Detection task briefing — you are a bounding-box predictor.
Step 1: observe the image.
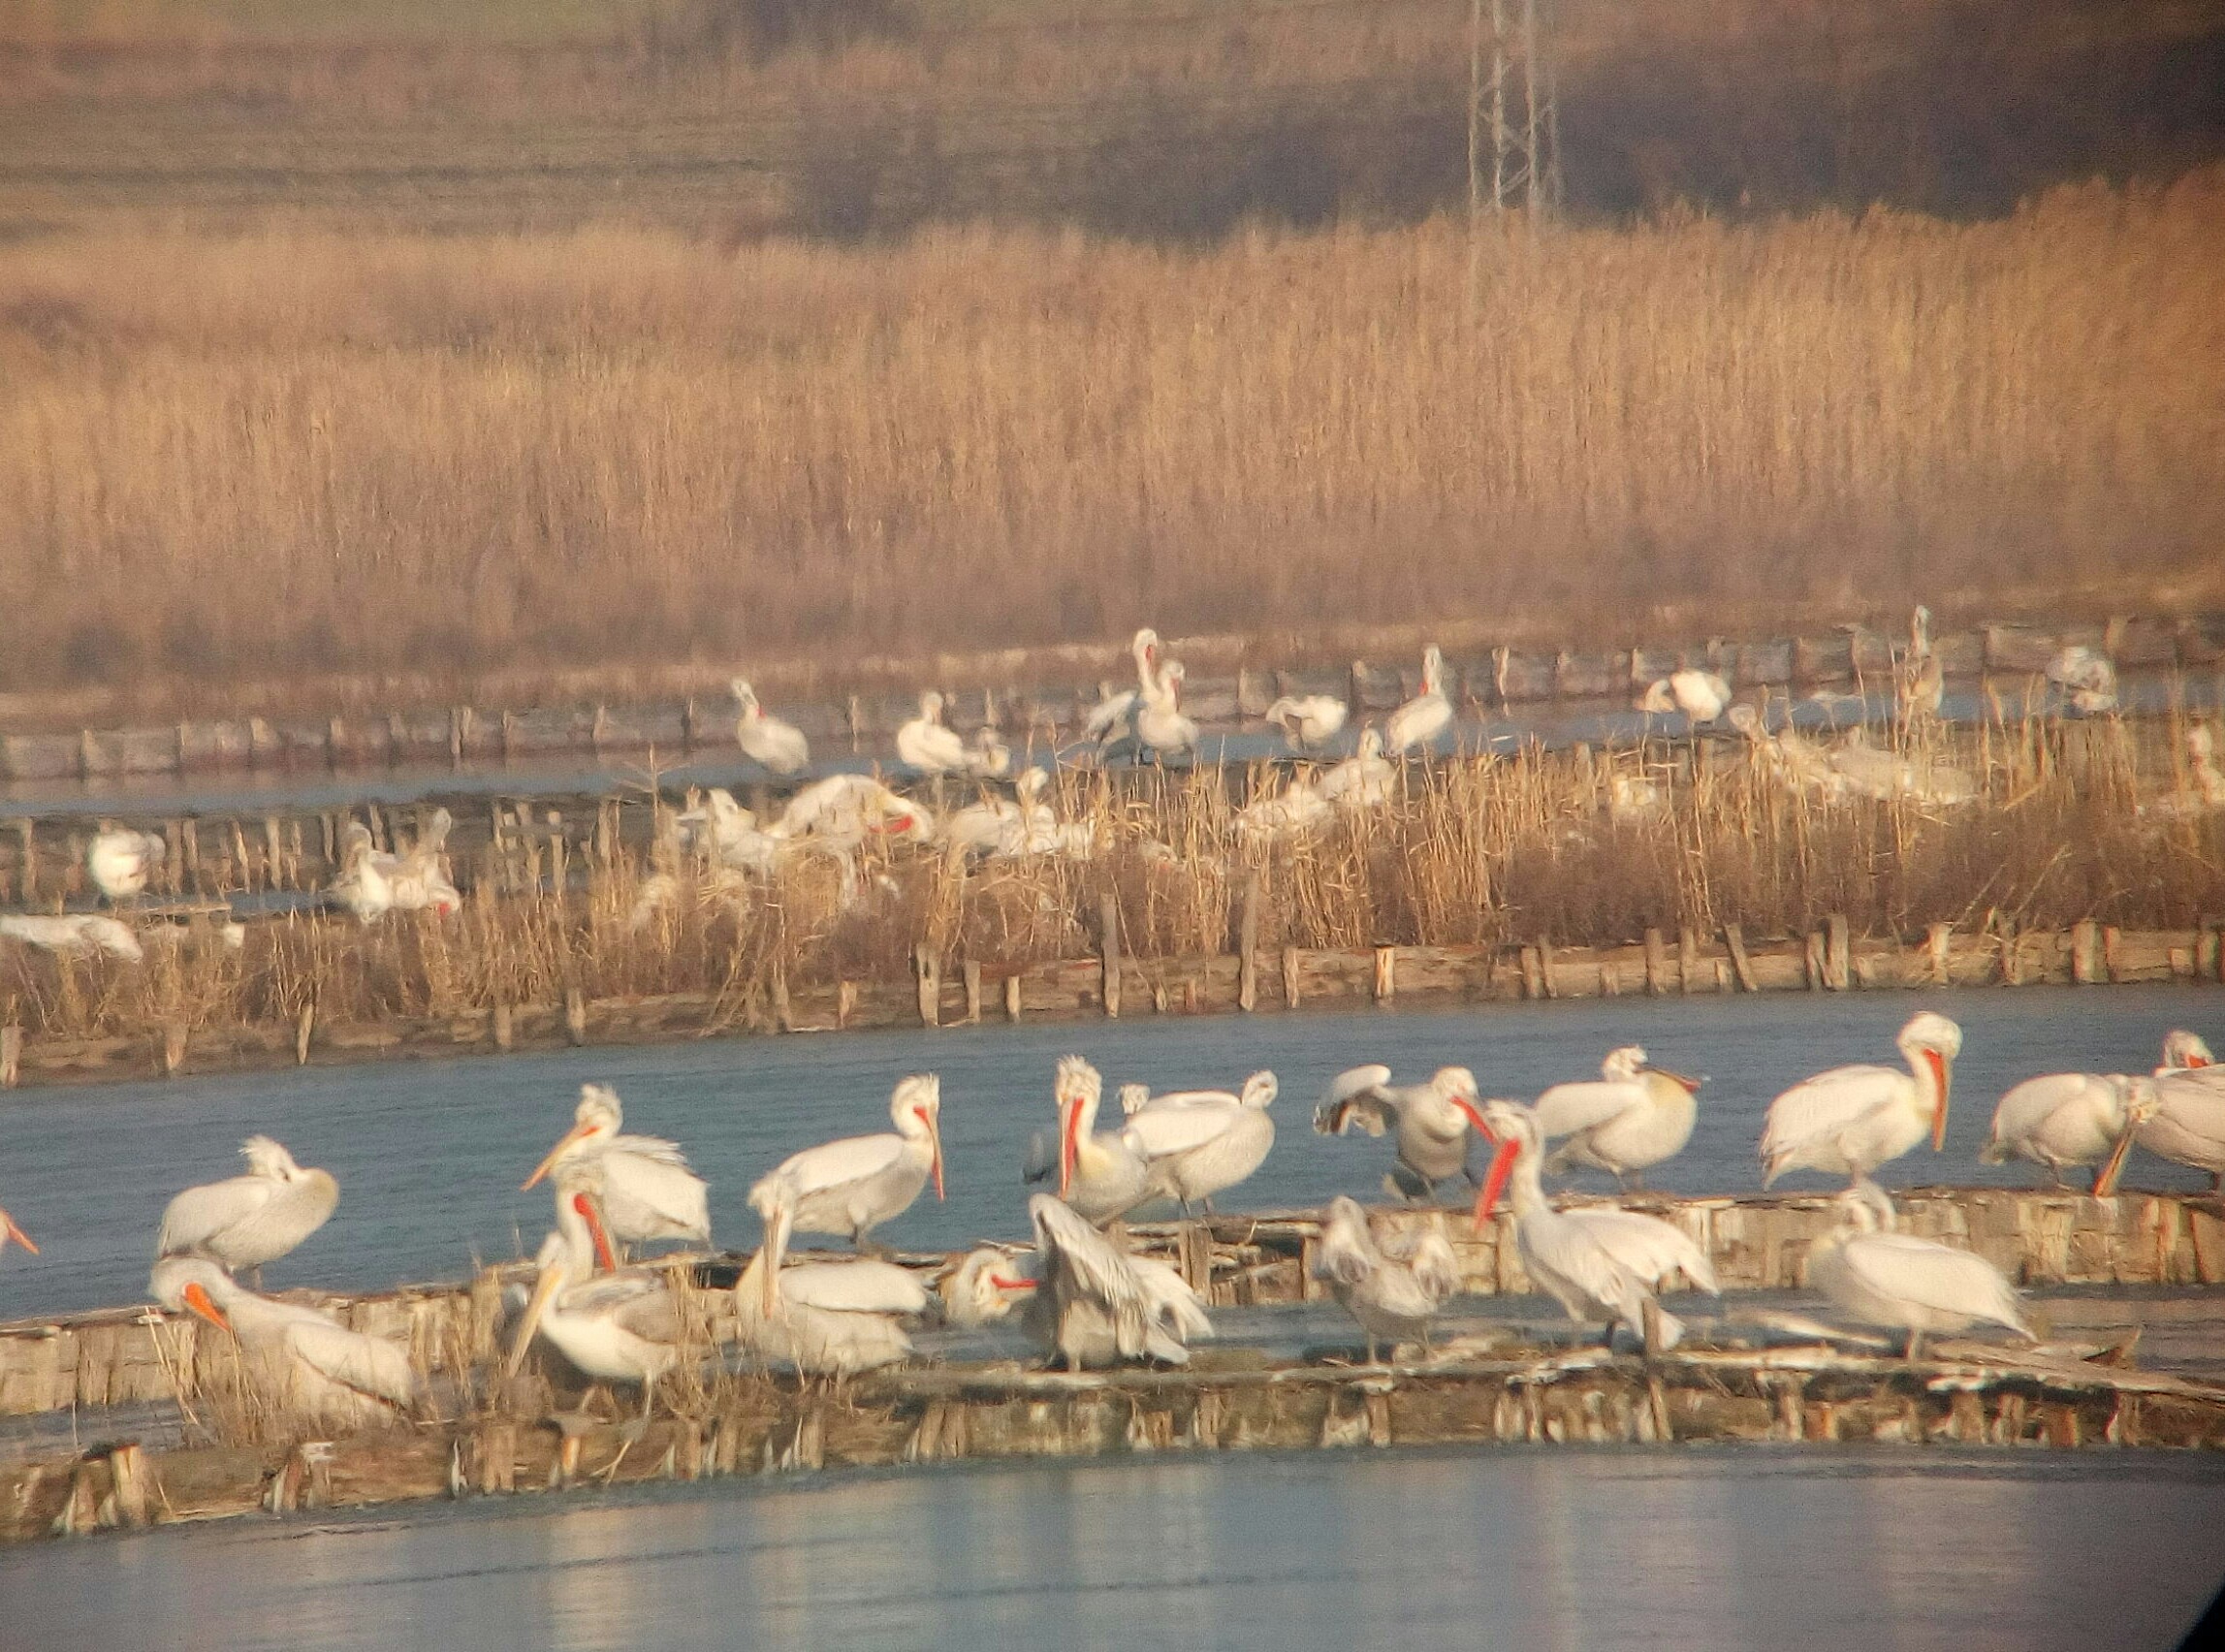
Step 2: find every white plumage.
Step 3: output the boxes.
[897,690,969,776]
[522,1084,712,1252]
[1135,660,1198,760]
[730,679,811,775]
[1263,693,1349,749]
[0,911,144,962]
[2138,1062,2225,1190]
[505,1166,683,1398]
[1982,1071,2159,1193]
[87,826,165,901]
[1803,1183,2032,1358]
[1020,1193,1213,1369]
[1534,1044,1701,1190]
[1760,1011,1961,1188]
[1313,1064,1484,1201]
[1383,646,1451,754]
[1122,1070,1276,1214]
[156,1135,339,1278]
[734,1251,928,1376]
[1637,668,1732,724]
[1312,1195,1462,1363]
[1031,1055,1153,1225]
[1318,726,1394,810]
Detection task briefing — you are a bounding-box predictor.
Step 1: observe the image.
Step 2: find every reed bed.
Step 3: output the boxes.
[6,713,2220,1048]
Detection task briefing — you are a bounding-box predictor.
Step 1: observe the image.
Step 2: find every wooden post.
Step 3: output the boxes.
[163,819,183,895]
[1825,915,1851,990]
[771,967,793,1032]
[1599,960,1619,997]
[564,987,588,1046]
[0,1024,19,1089]
[160,1024,186,1076]
[1373,945,1396,1003]
[181,818,200,883]
[13,819,33,901]
[964,960,983,1025]
[1678,927,1700,995]
[295,1003,315,1065]
[2102,925,2124,984]
[1238,874,1260,1012]
[107,1444,152,1530]
[1519,944,1545,1000]
[1537,936,1559,998]
[1004,971,1023,1022]
[1283,945,1303,1008]
[838,980,857,1030]
[1643,929,1669,996]
[1098,894,1122,1018]
[2199,918,2222,984]
[2071,920,2104,985]
[1927,922,1954,986]
[915,943,941,1028]
[1803,931,1828,990]
[1999,921,2024,986]
[493,1002,514,1051]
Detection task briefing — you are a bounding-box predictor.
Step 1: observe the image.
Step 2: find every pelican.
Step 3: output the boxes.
[1081,628,1163,750]
[0,1207,34,1256]
[677,789,783,875]
[1473,1100,1718,1350]
[157,1135,338,1285]
[0,911,144,962]
[1982,1072,2161,1193]
[1804,1183,2032,1359]
[1314,1064,1486,1201]
[1118,1082,1153,1117]
[773,773,935,847]
[327,826,394,923]
[731,679,811,775]
[152,1255,417,1431]
[2141,726,2224,821]
[1827,726,1979,807]
[747,1074,945,1311]
[505,1166,683,1407]
[523,1084,712,1252]
[2047,645,2117,714]
[1637,668,1732,724]
[734,1248,927,1376]
[1025,1055,1152,1225]
[1384,646,1451,754]
[1019,1193,1213,1369]
[2161,1031,2214,1071]
[1264,693,1349,750]
[1313,1196,1462,1363]
[940,1244,1038,1328]
[1124,1070,1276,1214]
[87,825,165,901]
[1135,660,1199,761]
[329,817,459,922]
[963,724,1012,780]
[1534,1045,1702,1190]
[1319,726,1395,810]
[1760,1011,1962,1188]
[1728,703,1849,803]
[2138,1063,2225,1190]
[1605,769,1666,821]
[1234,775,1332,844]
[897,691,969,776]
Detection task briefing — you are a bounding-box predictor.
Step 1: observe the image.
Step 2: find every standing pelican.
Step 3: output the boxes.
[1319,726,1395,810]
[1027,1056,1152,1225]
[747,1075,945,1311]
[734,1248,927,1376]
[1384,646,1451,754]
[1313,1196,1462,1363]
[1534,1045,1702,1191]
[1982,1072,2161,1193]
[1081,628,1163,751]
[523,1085,712,1251]
[897,691,969,776]
[1314,1064,1486,1201]
[1474,1101,1718,1350]
[156,1136,339,1285]
[1264,693,1349,750]
[1637,668,1732,724]
[1020,1194,1213,1369]
[1804,1183,2032,1359]
[88,825,165,901]
[1135,660,1199,762]
[0,1207,34,1256]
[1124,1070,1276,1214]
[731,679,811,775]
[2138,1063,2225,1190]
[1759,1012,1962,1188]
[963,724,1012,780]
[677,789,783,875]
[152,1255,416,1431]
[505,1166,683,1409]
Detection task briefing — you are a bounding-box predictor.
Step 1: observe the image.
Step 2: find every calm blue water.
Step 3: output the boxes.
[0,986,2215,1321]
[1,1446,2219,1652]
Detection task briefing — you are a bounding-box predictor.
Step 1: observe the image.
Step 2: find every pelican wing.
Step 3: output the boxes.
[1984,1073,2107,1160]
[283,1318,417,1408]
[156,1175,275,1256]
[1123,1101,1243,1160]
[1840,1235,2030,1335]
[1084,689,1139,741]
[1031,1194,1156,1356]
[1533,1079,1646,1140]
[1377,1223,1463,1301]
[1761,1064,1905,1159]
[781,1259,930,1316]
[1313,1064,1397,1136]
[1566,1209,1719,1294]
[764,1131,907,1198]
[1128,1254,1214,1344]
[1315,1215,1377,1287]
[600,1139,712,1242]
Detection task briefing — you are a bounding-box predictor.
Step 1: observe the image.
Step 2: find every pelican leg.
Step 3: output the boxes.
[244,1265,265,1293]
[1905,1330,1925,1363]
[1625,1171,1645,1193]
[853,1232,894,1261]
[1201,1197,1218,1218]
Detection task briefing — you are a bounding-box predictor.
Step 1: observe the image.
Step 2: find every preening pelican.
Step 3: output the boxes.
[731,679,811,775]
[153,1255,416,1431]
[523,1084,712,1251]
[1234,775,1332,844]
[1982,1071,2160,1194]
[940,1244,1039,1328]
[2047,645,2117,714]
[505,1167,683,1407]
[1082,628,1163,750]
[1019,1193,1213,1369]
[1384,646,1451,754]
[328,814,460,922]
[747,1074,945,1312]
[156,1135,338,1284]
[897,691,969,776]
[88,825,165,901]
[1473,1101,1718,1350]
[1760,1011,1962,1188]
[1025,1056,1152,1225]
[0,1207,35,1256]
[1804,1183,2032,1359]
[1318,726,1394,810]
[1637,668,1732,724]
[2161,1031,2214,1071]
[1136,660,1199,761]
[963,724,1012,780]
[1314,1064,1485,1201]
[1264,693,1349,750]
[1534,1045,1701,1191]
[1313,1196,1462,1363]
[0,912,144,963]
[733,1249,927,1376]
[773,773,936,847]
[2138,1063,2225,1190]
[1124,1070,1276,1214]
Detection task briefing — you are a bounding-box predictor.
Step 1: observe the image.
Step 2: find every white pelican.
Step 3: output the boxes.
[939,1244,1038,1328]
[1827,726,1979,808]
[1314,1064,1486,1201]
[2047,645,2117,714]
[734,1248,927,1376]
[157,1135,338,1286]
[329,816,460,921]
[1081,628,1163,750]
[946,768,1058,857]
[747,1074,945,1311]
[677,789,782,875]
[1982,1072,2160,1193]
[1637,668,1732,724]
[1473,1100,1718,1350]
[523,1084,712,1251]
[1264,693,1349,750]
[1534,1045,1701,1191]
[1135,660,1199,761]
[2161,1031,2214,1071]
[773,772,935,847]
[152,1255,417,1431]
[2141,726,2223,822]
[2138,1063,2225,1190]
[327,826,394,923]
[1234,775,1332,844]
[88,825,165,901]
[897,691,969,776]
[1318,726,1395,810]
[0,911,144,962]
[1313,1195,1462,1363]
[1384,646,1451,754]
[1728,703,1849,803]
[1605,770,1666,821]
[1804,1183,2032,1359]
[505,1167,683,1408]
[1760,1011,1962,1189]
[1019,1193,1213,1369]
[1124,1070,1276,1214]
[963,724,1012,780]
[1,1206,34,1256]
[731,679,811,775]
[1032,1055,1152,1225]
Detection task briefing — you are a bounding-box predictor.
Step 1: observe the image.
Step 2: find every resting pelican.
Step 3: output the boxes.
[1,1206,34,1256]
[1759,1011,1962,1189]
[2047,645,2117,714]
[1234,775,1332,844]
[1125,1070,1276,1214]
[1319,726,1394,810]
[1827,726,1980,808]
[945,768,1044,856]
[523,1085,712,1252]
[677,789,783,875]
[1637,668,1732,724]
[2138,1063,2225,1190]
[1982,1072,2161,1193]
[747,1074,945,1311]
[1025,1055,1152,1225]
[1473,1100,1718,1350]
[0,912,144,962]
[1314,1196,1462,1363]
[2160,1031,2214,1071]
[329,817,460,922]
[88,825,165,901]
[1384,646,1451,754]
[157,1135,338,1285]
[153,1255,416,1431]
[1082,628,1163,750]
[1804,1183,2032,1359]
[897,691,969,776]
[940,1244,1039,1328]
[1264,693,1349,750]
[1136,660,1199,761]
[1728,703,1849,803]
[731,679,811,775]
[505,1167,683,1408]
[734,1248,926,1376]
[1534,1045,1701,1191]
[1314,1064,1485,1201]
[1020,1193,1213,1369]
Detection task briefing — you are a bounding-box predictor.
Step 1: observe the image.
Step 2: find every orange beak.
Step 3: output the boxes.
[1924,1049,1951,1151]
[181,1281,231,1333]
[1472,1137,1519,1234]
[574,1191,620,1271]
[1451,1096,1492,1139]
[918,1106,945,1200]
[2092,1117,2141,1199]
[1059,1095,1082,1196]
[523,1121,595,1191]
[1,1211,35,1255]
[989,1275,1039,1292]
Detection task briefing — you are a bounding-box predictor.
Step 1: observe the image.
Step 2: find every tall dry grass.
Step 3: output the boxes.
[2,175,2221,711]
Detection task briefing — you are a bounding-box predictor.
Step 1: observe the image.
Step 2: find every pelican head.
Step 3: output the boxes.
[1472,1099,1540,1231]
[239,1135,305,1180]
[1420,645,1445,694]
[1911,605,1932,651]
[2161,1030,2214,1071]
[1895,1011,1963,1150]
[1054,1056,1101,1196]
[1637,679,1677,715]
[1239,1070,1278,1111]
[1160,660,1186,701]
[891,1074,946,1200]
[1016,766,1049,801]
[1357,726,1383,760]
[1429,1066,1489,1135]
[150,1255,237,1332]
[919,689,946,722]
[1118,1081,1152,1117]
[1601,1045,1648,1083]
[1726,702,1764,740]
[1832,1179,1899,1235]
[731,678,757,709]
[1132,628,1160,675]
[522,1084,622,1191]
